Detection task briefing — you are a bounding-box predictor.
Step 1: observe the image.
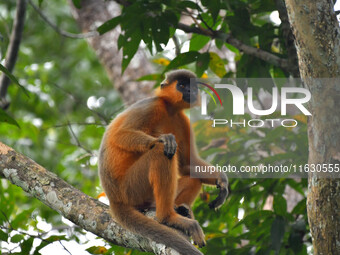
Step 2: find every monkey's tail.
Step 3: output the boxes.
[110,203,203,255]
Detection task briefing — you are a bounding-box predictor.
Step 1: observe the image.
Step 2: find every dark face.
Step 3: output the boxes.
[176,78,198,103]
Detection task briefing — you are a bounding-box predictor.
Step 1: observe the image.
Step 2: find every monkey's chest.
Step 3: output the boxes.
[153,119,190,165]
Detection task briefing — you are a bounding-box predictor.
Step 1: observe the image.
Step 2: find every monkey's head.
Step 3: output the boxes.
[157,70,199,109]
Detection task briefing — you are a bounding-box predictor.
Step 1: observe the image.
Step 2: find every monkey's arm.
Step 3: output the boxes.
[109,128,157,152]
[183,125,228,209]
[106,103,162,153]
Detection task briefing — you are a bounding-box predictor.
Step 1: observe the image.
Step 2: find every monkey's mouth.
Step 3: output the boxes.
[183,93,197,103]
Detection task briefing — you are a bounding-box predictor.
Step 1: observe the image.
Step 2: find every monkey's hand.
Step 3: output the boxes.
[209,174,228,210]
[157,134,177,159]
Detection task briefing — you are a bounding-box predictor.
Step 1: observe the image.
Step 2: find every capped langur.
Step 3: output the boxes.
[98,70,228,255]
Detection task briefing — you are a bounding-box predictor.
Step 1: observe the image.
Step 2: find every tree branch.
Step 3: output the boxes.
[0,0,27,107]
[0,142,178,255]
[27,0,99,39]
[177,23,291,73]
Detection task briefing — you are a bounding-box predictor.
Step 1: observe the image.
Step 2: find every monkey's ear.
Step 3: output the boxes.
[160,80,168,88]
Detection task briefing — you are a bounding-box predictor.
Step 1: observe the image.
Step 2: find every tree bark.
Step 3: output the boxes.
[0,142,179,255]
[68,0,155,105]
[274,0,300,77]
[285,1,340,254]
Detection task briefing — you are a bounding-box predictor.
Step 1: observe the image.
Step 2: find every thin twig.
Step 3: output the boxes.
[28,0,98,39]
[0,225,73,255]
[49,82,110,124]
[67,120,94,155]
[58,240,72,255]
[184,10,214,37]
[44,122,105,131]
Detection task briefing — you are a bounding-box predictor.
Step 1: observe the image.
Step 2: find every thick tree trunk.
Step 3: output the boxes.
[68,0,154,105]
[285,1,340,254]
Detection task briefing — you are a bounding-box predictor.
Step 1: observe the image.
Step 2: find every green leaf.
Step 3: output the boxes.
[288,231,304,253]
[152,17,170,51]
[163,10,179,27]
[250,0,276,14]
[11,209,33,229]
[121,33,142,74]
[225,43,239,54]
[72,0,82,8]
[97,16,121,35]
[189,34,210,51]
[0,108,20,128]
[165,51,200,71]
[178,1,202,11]
[0,229,8,242]
[271,216,285,254]
[259,23,275,51]
[21,237,34,254]
[291,198,306,215]
[273,195,287,215]
[137,74,161,81]
[86,245,108,254]
[196,52,210,77]
[215,38,224,50]
[33,239,51,255]
[11,234,24,243]
[209,52,227,78]
[45,235,67,242]
[233,210,274,229]
[0,64,29,97]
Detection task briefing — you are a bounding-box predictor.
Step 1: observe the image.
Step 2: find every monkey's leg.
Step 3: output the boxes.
[148,142,206,247]
[174,176,202,219]
[175,176,202,207]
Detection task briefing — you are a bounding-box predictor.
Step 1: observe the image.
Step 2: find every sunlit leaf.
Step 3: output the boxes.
[11,234,24,243]
[209,52,227,78]
[189,34,210,51]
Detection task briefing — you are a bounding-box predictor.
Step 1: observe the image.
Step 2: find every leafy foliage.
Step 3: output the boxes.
[0,0,311,255]
[97,0,289,79]
[0,0,120,254]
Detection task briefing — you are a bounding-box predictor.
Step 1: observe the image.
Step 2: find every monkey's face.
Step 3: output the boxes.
[176,78,198,104]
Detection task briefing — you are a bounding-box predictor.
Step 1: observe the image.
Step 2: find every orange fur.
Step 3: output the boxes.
[98,70,228,255]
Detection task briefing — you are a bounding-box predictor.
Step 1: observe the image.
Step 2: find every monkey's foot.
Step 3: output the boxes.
[175,204,194,219]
